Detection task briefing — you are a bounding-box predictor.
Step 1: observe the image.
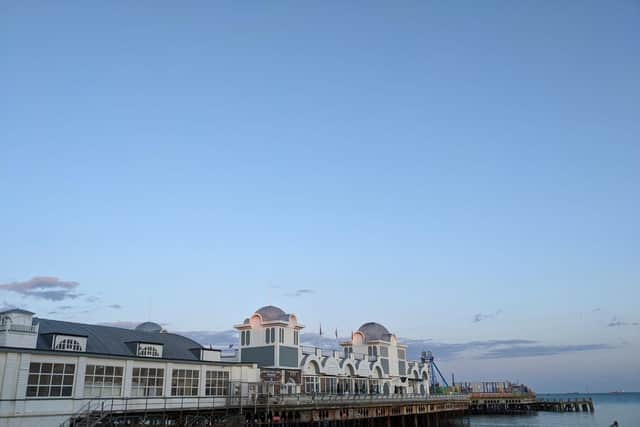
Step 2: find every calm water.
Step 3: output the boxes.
[467,393,640,427]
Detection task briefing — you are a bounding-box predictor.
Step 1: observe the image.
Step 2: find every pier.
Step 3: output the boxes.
[532,397,594,413]
[468,392,594,415]
[62,394,470,426]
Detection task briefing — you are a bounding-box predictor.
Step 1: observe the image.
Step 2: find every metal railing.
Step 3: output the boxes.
[46,391,471,426]
[0,323,38,333]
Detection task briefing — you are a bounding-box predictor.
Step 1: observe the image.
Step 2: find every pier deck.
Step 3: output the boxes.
[469,392,594,414]
[63,394,470,426]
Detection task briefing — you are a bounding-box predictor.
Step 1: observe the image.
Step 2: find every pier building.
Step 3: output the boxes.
[0,305,439,427]
[233,306,431,397]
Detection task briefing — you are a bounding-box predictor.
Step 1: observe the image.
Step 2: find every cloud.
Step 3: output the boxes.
[85,296,100,303]
[108,304,123,309]
[58,305,74,310]
[0,301,17,312]
[275,333,614,362]
[483,343,614,359]
[0,277,80,301]
[183,330,239,347]
[607,317,640,327]
[286,289,315,297]
[472,309,502,323]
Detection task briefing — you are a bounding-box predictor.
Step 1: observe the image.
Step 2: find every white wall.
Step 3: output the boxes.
[0,350,259,427]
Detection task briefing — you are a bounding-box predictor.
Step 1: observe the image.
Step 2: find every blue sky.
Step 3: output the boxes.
[1,1,639,392]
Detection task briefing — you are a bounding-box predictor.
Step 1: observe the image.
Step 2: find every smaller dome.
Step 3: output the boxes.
[255,305,289,321]
[135,322,164,333]
[358,322,392,342]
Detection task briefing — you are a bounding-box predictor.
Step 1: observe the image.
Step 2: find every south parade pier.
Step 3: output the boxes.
[0,306,592,426]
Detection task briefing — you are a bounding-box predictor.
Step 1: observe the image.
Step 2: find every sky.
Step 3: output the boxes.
[1,1,639,392]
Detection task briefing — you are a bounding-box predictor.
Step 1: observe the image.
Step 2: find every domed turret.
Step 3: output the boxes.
[255,305,289,322]
[358,322,392,342]
[135,322,165,333]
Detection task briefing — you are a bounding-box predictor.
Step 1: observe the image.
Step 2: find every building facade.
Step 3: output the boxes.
[0,305,430,426]
[234,306,431,397]
[0,309,258,427]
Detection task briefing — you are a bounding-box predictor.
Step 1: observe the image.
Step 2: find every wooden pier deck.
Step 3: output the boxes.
[63,394,471,426]
[532,397,594,412]
[469,392,594,414]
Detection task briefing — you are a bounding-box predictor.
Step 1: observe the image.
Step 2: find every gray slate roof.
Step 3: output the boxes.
[35,318,203,361]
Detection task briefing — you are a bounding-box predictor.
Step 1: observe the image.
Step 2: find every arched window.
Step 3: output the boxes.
[55,338,82,352]
[265,329,270,343]
[270,328,275,343]
[138,345,160,358]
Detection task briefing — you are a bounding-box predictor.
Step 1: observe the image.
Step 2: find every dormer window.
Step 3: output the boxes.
[52,335,87,352]
[137,343,162,358]
[55,338,83,352]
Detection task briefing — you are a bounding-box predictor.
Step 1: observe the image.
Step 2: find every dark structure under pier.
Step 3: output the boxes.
[65,394,470,426]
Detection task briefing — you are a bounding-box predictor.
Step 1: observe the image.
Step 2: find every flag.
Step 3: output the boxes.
[319,323,323,337]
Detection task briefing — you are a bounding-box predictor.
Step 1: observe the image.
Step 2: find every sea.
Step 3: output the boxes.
[466,393,640,427]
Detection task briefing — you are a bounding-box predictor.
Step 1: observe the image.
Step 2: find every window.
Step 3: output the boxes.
[265,328,275,344]
[320,377,337,394]
[303,376,319,394]
[171,369,199,396]
[279,328,284,343]
[84,365,123,397]
[55,338,83,352]
[26,363,75,397]
[293,331,299,345]
[380,346,389,357]
[397,349,406,360]
[241,331,245,346]
[205,370,229,396]
[241,330,251,346]
[138,344,161,358]
[131,367,164,397]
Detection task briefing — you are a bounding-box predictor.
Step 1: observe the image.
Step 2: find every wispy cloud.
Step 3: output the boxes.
[483,343,613,359]
[472,309,502,323]
[0,277,80,301]
[286,289,315,297]
[607,317,639,327]
[178,329,613,362]
[0,301,17,312]
[108,304,123,309]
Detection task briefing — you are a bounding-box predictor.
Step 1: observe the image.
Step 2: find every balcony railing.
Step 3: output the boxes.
[0,323,38,333]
